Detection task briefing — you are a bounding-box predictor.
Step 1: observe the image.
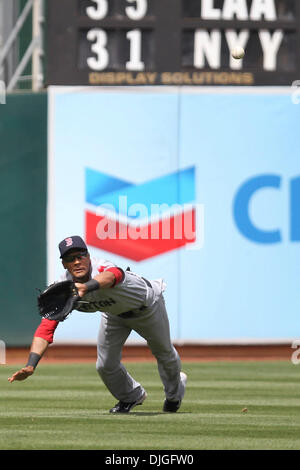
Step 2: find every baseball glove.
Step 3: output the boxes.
[37,280,80,322]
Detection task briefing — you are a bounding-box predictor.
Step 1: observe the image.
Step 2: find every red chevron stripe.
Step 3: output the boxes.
[85,209,196,261]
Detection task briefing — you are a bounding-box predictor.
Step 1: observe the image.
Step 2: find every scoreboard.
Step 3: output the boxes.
[46,0,300,86]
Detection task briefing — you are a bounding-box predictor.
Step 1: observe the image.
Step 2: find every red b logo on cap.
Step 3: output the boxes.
[65,237,73,247]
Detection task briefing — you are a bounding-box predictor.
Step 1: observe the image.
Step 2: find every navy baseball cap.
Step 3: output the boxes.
[59,236,88,258]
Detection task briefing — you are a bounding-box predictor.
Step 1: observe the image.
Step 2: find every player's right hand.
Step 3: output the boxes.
[8,366,34,383]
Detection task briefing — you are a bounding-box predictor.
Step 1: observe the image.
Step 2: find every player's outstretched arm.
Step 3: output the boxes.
[75,270,117,297]
[8,337,49,383]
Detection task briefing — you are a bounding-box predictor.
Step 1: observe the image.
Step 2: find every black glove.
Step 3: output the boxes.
[37,280,80,322]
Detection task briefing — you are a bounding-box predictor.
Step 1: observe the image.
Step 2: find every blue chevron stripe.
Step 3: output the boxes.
[85,168,132,202]
[85,167,195,219]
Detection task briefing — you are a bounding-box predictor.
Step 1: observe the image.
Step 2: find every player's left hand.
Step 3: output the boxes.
[8,366,34,383]
[74,283,88,298]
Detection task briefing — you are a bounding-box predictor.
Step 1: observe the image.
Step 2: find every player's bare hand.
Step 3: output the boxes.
[8,366,34,383]
[75,282,88,298]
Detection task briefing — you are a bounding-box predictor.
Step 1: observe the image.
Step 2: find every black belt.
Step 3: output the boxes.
[118,305,147,319]
[118,277,152,318]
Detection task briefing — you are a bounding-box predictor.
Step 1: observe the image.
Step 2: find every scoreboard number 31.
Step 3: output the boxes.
[87,29,145,71]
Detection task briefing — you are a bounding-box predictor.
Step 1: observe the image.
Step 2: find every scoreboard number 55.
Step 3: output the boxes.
[86,0,148,21]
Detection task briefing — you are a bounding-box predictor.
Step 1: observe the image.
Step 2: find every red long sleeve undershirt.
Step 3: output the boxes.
[34,267,124,343]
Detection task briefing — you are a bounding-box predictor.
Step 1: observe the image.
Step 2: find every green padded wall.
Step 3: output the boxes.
[0,92,47,346]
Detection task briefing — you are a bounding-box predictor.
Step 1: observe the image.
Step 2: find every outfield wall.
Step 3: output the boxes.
[48,86,300,344]
[0,92,47,346]
[0,88,299,346]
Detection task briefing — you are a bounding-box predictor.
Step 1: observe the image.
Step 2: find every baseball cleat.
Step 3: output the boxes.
[163,399,181,412]
[109,391,147,414]
[163,372,187,413]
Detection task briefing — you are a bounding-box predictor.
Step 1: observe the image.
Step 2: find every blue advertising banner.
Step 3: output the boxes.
[48,86,299,342]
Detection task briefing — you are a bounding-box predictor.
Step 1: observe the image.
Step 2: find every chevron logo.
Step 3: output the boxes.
[85,167,197,261]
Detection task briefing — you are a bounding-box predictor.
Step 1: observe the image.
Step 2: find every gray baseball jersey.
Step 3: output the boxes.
[59,258,165,316]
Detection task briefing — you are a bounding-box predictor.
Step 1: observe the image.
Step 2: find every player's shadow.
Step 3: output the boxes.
[131,411,190,416]
[101,411,190,416]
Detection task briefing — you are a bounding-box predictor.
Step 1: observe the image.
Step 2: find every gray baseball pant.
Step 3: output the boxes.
[96,295,183,403]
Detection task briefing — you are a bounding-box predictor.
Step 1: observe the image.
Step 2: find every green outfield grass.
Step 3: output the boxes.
[1,361,300,450]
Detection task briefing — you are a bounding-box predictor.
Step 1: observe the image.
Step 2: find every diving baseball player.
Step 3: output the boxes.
[8,236,187,413]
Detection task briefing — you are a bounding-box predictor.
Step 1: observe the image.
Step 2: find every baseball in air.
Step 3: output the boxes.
[231,47,245,59]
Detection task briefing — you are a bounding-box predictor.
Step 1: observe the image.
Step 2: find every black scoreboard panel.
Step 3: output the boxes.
[46,0,300,86]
